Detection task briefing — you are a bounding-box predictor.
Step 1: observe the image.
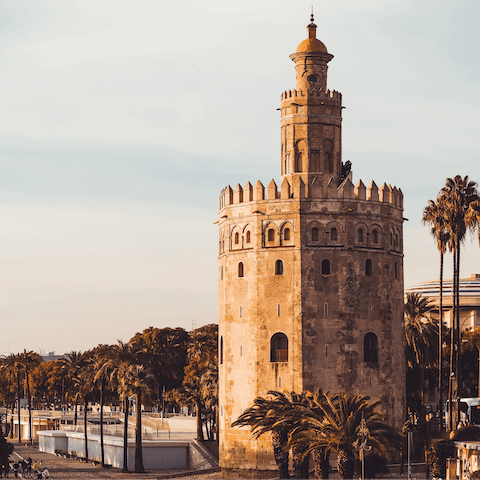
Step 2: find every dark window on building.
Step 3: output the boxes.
[312,227,319,242]
[246,231,251,243]
[238,262,244,278]
[268,229,275,241]
[275,260,284,275]
[331,227,338,242]
[234,232,239,244]
[365,259,373,276]
[220,336,224,365]
[358,228,364,243]
[284,228,291,241]
[270,333,288,362]
[390,232,393,246]
[220,265,223,281]
[321,259,331,275]
[372,229,378,244]
[395,234,399,248]
[395,262,398,279]
[364,332,378,363]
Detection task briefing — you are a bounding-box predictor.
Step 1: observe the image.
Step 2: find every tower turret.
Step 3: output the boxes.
[281,15,343,192]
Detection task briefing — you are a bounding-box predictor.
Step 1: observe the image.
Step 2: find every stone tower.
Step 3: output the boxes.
[218,16,405,476]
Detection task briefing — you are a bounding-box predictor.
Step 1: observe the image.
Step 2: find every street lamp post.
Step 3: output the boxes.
[354,414,371,480]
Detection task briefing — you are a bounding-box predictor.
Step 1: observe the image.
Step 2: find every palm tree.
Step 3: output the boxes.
[92,345,114,467]
[104,340,145,473]
[0,356,17,438]
[71,352,93,461]
[423,197,450,429]
[440,175,479,427]
[58,351,85,427]
[17,350,42,444]
[288,392,399,480]
[404,292,438,412]
[232,393,292,478]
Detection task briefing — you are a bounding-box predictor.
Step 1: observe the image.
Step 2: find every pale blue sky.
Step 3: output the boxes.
[1,0,479,354]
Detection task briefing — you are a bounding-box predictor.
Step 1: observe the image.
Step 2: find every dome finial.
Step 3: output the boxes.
[310,5,314,23]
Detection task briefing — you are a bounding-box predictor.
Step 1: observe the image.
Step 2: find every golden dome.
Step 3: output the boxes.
[295,37,328,53]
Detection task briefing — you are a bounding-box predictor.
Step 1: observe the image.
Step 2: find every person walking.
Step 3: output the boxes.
[32,461,39,478]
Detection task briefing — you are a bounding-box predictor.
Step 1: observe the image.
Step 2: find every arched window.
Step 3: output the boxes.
[395,234,399,248]
[358,228,364,243]
[331,227,337,242]
[321,259,331,275]
[268,229,275,242]
[390,232,393,246]
[312,227,319,242]
[364,332,378,363]
[275,260,284,275]
[395,262,398,279]
[365,259,373,276]
[234,232,239,245]
[246,231,251,243]
[284,228,291,241]
[220,336,224,365]
[372,229,378,244]
[270,333,288,362]
[238,262,244,278]
[220,265,223,281]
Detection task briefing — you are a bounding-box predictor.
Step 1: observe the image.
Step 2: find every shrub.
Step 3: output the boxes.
[426,440,455,478]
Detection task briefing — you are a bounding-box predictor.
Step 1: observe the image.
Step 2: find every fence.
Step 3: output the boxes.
[60,423,196,441]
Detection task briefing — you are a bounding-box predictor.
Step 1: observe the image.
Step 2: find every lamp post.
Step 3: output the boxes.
[354,414,371,480]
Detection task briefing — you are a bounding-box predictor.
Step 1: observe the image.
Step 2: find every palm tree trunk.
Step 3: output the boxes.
[17,374,21,443]
[449,252,456,431]
[292,444,309,478]
[337,448,355,479]
[134,391,145,473]
[84,399,88,461]
[122,394,129,472]
[9,402,14,439]
[26,368,32,444]
[100,380,105,467]
[456,247,461,398]
[195,401,204,441]
[439,252,444,431]
[312,447,329,479]
[271,430,290,479]
[74,397,78,427]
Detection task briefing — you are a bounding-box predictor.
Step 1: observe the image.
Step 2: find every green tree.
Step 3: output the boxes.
[171,324,218,442]
[130,327,188,406]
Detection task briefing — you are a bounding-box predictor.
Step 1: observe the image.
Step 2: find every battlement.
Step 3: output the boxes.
[218,178,403,211]
[280,88,342,101]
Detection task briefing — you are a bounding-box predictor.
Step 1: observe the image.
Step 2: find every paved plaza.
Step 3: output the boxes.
[8,440,221,480]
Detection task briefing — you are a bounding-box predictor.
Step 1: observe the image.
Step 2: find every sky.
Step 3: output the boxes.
[1,0,479,355]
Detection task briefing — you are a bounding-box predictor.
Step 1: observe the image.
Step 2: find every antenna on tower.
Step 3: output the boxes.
[191,319,196,331]
[311,5,314,23]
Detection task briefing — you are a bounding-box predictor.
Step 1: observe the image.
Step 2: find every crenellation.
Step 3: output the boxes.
[243,182,253,202]
[253,180,265,201]
[281,178,291,199]
[338,177,355,200]
[267,179,278,200]
[355,180,366,200]
[233,183,243,204]
[367,180,379,202]
[379,182,390,203]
